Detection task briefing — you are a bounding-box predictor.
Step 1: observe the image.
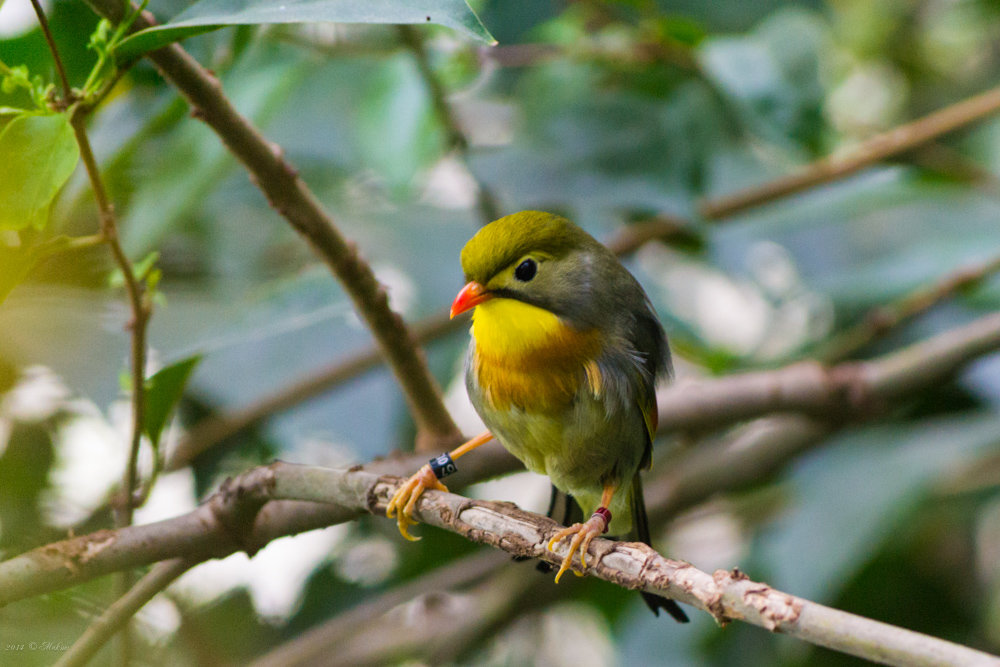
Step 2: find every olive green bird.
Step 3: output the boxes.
[387,210,688,622]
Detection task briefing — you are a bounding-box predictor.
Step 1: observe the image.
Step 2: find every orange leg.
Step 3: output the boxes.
[386,430,493,540]
[547,484,617,583]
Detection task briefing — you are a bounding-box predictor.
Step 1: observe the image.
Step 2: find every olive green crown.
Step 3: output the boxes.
[460,211,597,283]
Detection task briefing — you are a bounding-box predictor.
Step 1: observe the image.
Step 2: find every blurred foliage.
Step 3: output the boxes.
[1,0,1000,665]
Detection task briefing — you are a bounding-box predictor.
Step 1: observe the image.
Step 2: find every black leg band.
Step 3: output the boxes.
[429,452,457,479]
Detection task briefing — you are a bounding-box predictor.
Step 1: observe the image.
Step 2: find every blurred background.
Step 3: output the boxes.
[2,0,1000,664]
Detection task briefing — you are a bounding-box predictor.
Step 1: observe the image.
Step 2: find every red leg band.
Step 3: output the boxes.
[592,507,611,533]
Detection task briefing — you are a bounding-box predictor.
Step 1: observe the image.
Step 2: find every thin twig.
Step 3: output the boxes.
[69,97,149,667]
[398,25,501,223]
[698,83,1000,219]
[69,107,149,530]
[81,0,462,453]
[815,253,1000,362]
[28,0,72,100]
[55,559,193,667]
[32,0,151,660]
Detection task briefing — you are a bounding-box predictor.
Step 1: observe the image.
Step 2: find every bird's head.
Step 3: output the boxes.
[450,211,612,328]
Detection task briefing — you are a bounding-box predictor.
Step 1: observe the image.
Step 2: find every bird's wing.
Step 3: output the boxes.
[637,389,656,471]
[633,304,667,470]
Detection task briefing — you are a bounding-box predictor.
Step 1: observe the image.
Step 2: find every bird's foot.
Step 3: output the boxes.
[547,507,611,583]
[386,464,448,541]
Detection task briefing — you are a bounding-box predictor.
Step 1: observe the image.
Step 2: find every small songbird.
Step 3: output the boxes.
[387,211,688,622]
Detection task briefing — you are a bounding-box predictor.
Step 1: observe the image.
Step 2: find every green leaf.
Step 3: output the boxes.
[114,0,496,61]
[0,114,80,232]
[143,355,202,446]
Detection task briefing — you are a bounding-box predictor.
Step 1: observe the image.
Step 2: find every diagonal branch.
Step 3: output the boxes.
[54,558,194,667]
[0,445,521,606]
[815,253,1000,362]
[698,83,1000,219]
[81,0,461,453]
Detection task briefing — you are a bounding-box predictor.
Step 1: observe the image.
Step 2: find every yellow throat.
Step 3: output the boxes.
[470,298,602,410]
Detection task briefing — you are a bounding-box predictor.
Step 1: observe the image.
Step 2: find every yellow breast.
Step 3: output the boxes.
[471,298,601,411]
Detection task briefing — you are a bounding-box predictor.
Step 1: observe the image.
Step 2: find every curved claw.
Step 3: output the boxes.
[386,464,448,541]
[547,514,608,583]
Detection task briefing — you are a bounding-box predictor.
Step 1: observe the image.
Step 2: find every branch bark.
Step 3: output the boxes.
[0,444,521,606]
[7,463,997,667]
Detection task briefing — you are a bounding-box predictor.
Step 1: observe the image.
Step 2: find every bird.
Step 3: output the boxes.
[387,210,688,622]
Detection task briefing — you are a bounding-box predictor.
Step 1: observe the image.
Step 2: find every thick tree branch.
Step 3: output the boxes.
[0,444,521,606]
[82,0,462,453]
[658,311,1000,431]
[5,464,996,667]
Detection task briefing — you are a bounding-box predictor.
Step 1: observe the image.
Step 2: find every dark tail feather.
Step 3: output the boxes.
[631,475,689,623]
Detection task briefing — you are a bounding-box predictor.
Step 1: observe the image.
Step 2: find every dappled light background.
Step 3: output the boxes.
[2,0,1000,664]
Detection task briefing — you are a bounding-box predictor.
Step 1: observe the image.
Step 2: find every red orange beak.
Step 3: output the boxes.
[450,281,491,318]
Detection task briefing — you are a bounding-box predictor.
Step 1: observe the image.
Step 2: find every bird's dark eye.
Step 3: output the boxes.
[514,258,537,282]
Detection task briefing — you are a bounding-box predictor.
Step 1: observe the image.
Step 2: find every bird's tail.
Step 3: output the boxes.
[630,475,689,623]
